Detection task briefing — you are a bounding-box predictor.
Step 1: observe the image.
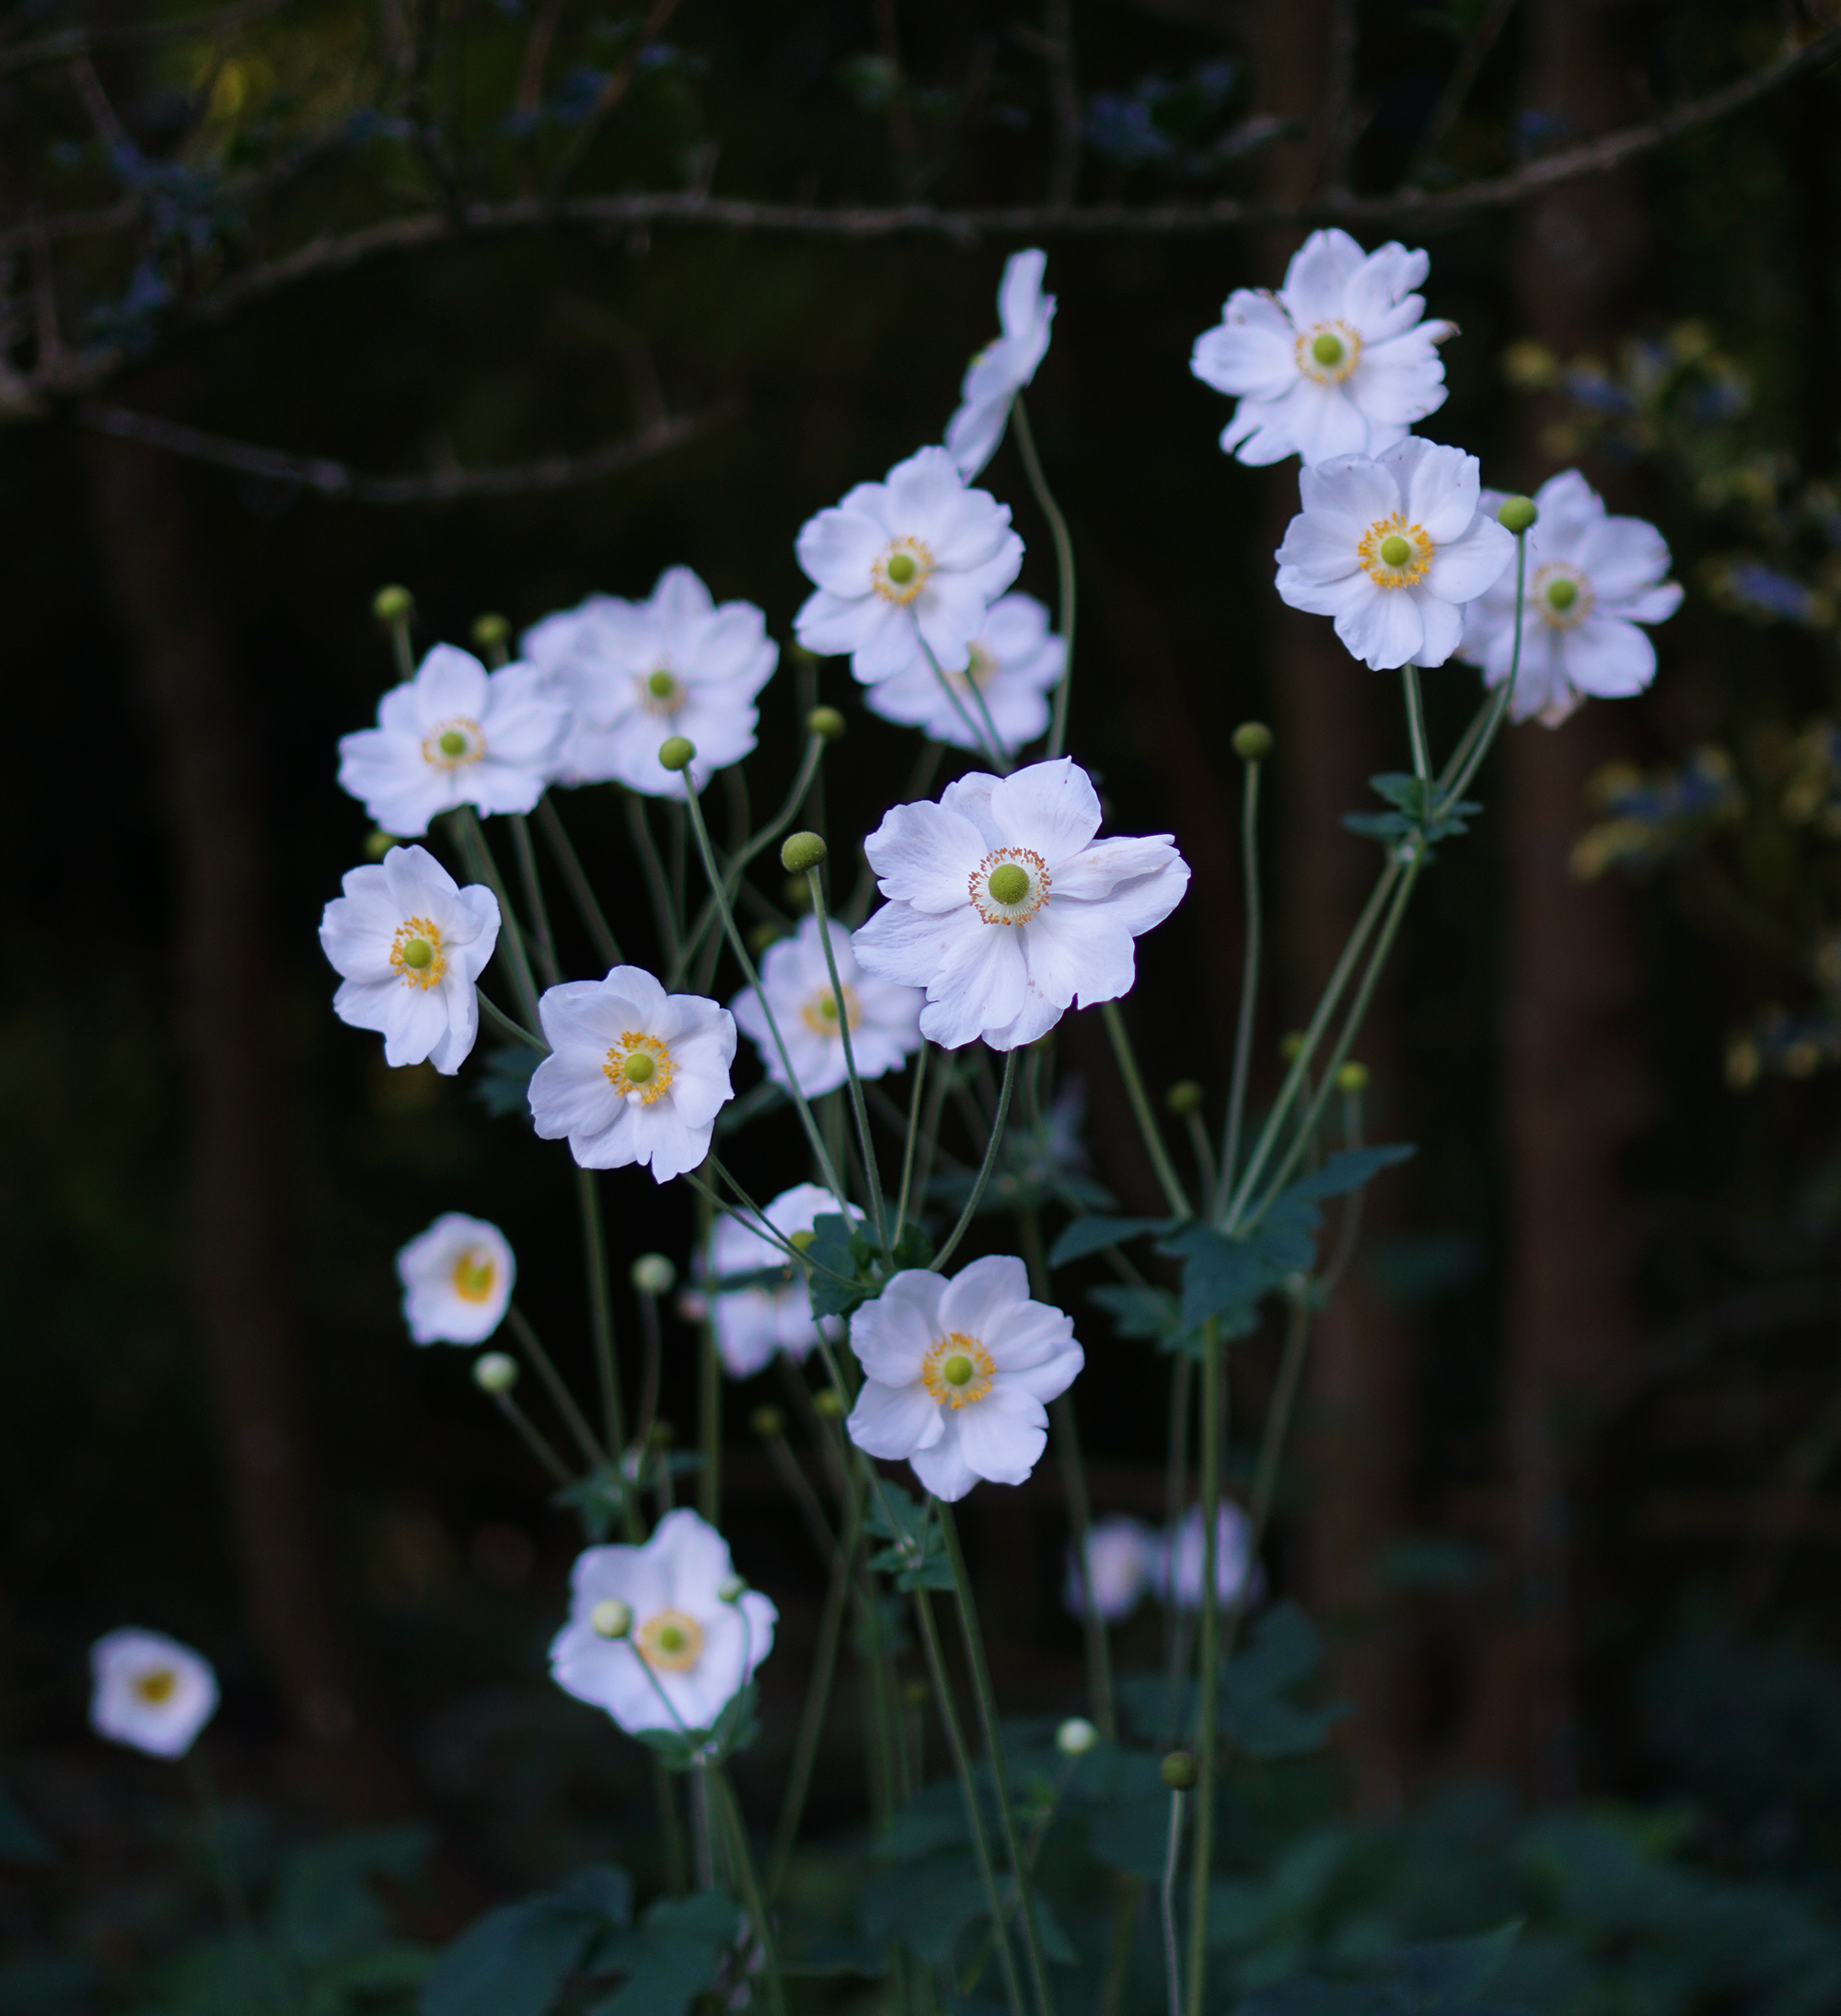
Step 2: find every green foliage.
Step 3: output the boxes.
[863,1482,955,1592]
[1344,776,1479,851]
[421,1866,632,2016]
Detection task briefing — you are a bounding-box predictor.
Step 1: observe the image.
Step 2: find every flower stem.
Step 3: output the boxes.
[574,1166,637,1537]
[712,1766,788,2016]
[1012,397,1077,760]
[805,866,889,1253]
[1183,1316,1223,2016]
[454,805,542,1027]
[1400,663,1432,790]
[625,791,683,973]
[1100,1002,1192,1220]
[486,1385,573,1486]
[1218,748,1266,1208]
[1161,1786,1186,2016]
[385,611,415,684]
[475,985,547,1052]
[917,627,1012,771]
[537,794,623,968]
[505,1303,604,1467]
[1225,1291,1311,1662]
[931,1047,1019,1271]
[891,1044,931,1249]
[509,811,561,987]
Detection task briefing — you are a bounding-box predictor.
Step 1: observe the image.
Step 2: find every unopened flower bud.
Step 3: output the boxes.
[1280,1031,1305,1061]
[1336,1061,1369,1094]
[806,706,846,741]
[813,1387,844,1420]
[782,830,828,875]
[470,612,511,653]
[365,828,401,861]
[473,1351,518,1394]
[1057,1716,1099,1757]
[748,921,787,956]
[1160,1750,1198,1791]
[590,1598,633,1639]
[751,1406,785,1441]
[1165,1079,1204,1117]
[631,1253,677,1296]
[657,736,696,772]
[372,585,414,625]
[717,1573,747,1604]
[1232,722,1273,763]
[1496,494,1539,534]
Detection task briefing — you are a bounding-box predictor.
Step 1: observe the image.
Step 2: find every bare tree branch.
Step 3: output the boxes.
[75,399,733,502]
[0,0,292,77]
[1402,0,1519,186]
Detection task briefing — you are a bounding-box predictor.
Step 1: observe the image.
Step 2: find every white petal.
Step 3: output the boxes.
[989,757,1101,866]
[1335,583,1423,670]
[848,1379,944,1460]
[1560,614,1657,700]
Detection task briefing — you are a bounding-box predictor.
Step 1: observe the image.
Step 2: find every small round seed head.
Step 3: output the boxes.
[1160,1750,1199,1791]
[1279,1031,1306,1061]
[470,612,511,653]
[1497,494,1539,534]
[657,736,696,772]
[1057,1716,1100,1757]
[473,1351,518,1395]
[1336,1060,1370,1095]
[781,830,828,875]
[590,1598,633,1639]
[806,705,846,741]
[1232,721,1274,763]
[748,920,788,956]
[751,1406,785,1441]
[631,1253,677,1296]
[365,828,401,862]
[372,584,414,625]
[1165,1079,1205,1117]
[718,1573,747,1604]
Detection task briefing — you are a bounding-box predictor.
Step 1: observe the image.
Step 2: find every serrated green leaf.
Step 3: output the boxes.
[421,1866,631,2016]
[586,1890,739,2016]
[1048,1215,1175,1268]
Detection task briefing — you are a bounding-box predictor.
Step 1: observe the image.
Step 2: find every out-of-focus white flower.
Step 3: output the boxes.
[1458,469,1684,726]
[793,448,1024,686]
[90,1629,219,1759]
[318,845,501,1075]
[851,757,1189,1051]
[1056,1716,1099,1757]
[707,1182,857,1379]
[1063,1514,1157,1621]
[1190,230,1456,467]
[864,593,1065,753]
[397,1212,515,1345]
[550,1509,777,1736]
[520,569,777,797]
[731,916,921,1099]
[945,249,1057,480]
[1273,439,1514,670]
[1154,1503,1261,1611]
[337,644,567,836]
[528,966,735,1184]
[846,1257,1083,1502]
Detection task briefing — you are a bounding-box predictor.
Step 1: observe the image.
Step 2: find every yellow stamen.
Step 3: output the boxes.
[969,847,1050,925]
[452,1250,497,1303]
[921,1332,996,1408]
[1295,320,1362,386]
[873,538,933,605]
[133,1668,178,1704]
[802,984,861,1036]
[423,717,485,770]
[1357,515,1432,589]
[636,1607,705,1672]
[603,1031,675,1106]
[390,917,446,988]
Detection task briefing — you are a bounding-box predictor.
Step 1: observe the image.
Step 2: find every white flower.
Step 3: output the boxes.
[337,644,568,837]
[318,845,501,1075]
[707,1182,856,1379]
[864,593,1065,752]
[1274,439,1515,670]
[851,757,1189,1051]
[730,916,921,1099]
[945,249,1057,480]
[90,1629,219,1759]
[1064,1514,1156,1622]
[846,1256,1083,1503]
[793,447,1025,686]
[1190,229,1456,467]
[1457,469,1684,725]
[397,1212,515,1345]
[1155,1504,1261,1611]
[520,568,778,797]
[528,965,735,1183]
[550,1509,777,1736]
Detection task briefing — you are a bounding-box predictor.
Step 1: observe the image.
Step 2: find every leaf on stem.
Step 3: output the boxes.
[863,1481,955,1591]
[1344,772,1480,850]
[585,1888,745,2016]
[1047,1215,1177,1269]
[421,1866,632,2016]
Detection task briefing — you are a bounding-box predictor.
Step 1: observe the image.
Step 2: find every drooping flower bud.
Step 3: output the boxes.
[1336,1060,1369,1094]
[658,736,696,771]
[631,1253,677,1295]
[365,828,401,861]
[473,1351,518,1394]
[781,831,828,875]
[812,1387,844,1419]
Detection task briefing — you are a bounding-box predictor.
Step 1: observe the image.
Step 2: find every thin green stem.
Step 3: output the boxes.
[1012,397,1077,760]
[537,794,623,969]
[698,1331,721,1524]
[386,615,415,684]
[1161,1789,1186,2016]
[807,866,889,1252]
[1224,1293,1310,1663]
[506,1303,604,1468]
[712,1767,787,2016]
[476,986,547,1052]
[1218,756,1265,1208]
[932,1049,1019,1271]
[509,812,561,987]
[1184,1317,1222,2016]
[1101,1002,1191,1221]
[654,1758,689,1896]
[917,627,1011,770]
[574,1167,637,1538]
[487,1387,574,1486]
[455,806,542,1027]
[1440,530,1529,808]
[626,791,683,972]
[892,1044,931,1248]
[1400,664,1432,789]
[1054,1391,1116,1739]
[1098,1878,1144,2016]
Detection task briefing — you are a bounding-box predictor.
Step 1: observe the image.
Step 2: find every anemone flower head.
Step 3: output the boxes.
[793,447,1024,687]
[90,1629,219,1759]
[1457,469,1684,725]
[1190,229,1456,467]
[549,1509,777,1737]
[846,1257,1083,1502]
[730,915,921,1100]
[396,1212,515,1345]
[851,757,1189,1051]
[527,966,735,1184]
[1273,438,1515,670]
[706,1182,859,1379]
[520,568,778,797]
[863,593,1065,753]
[1064,1514,1157,1622]
[944,249,1057,481]
[336,644,567,836]
[318,845,501,1075]
[1155,1503,1263,1612]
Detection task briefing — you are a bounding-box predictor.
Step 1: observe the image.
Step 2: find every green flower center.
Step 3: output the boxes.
[654,1623,686,1653]
[623,1052,655,1085]
[941,1353,976,1388]
[987,863,1030,907]
[886,552,918,585]
[437,729,468,757]
[400,937,435,970]
[647,669,677,699]
[1378,534,1413,568]
[1311,331,1345,367]
[1546,578,1579,612]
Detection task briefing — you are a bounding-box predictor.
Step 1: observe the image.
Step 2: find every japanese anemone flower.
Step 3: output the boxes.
[730,915,921,1100]
[396,1212,515,1345]
[1190,229,1456,466]
[1064,1514,1157,1622]
[944,248,1057,481]
[705,1182,856,1379]
[90,1629,219,1759]
[1273,438,1515,670]
[851,757,1189,1050]
[1457,469,1683,724]
[863,592,1066,753]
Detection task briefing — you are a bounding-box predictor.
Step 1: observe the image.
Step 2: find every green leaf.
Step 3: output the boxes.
[806,1211,879,1319]
[473,1041,540,1118]
[864,1482,953,1590]
[1158,1221,1310,1334]
[1275,1144,1415,1206]
[1087,1282,1204,1357]
[1048,1215,1174,1269]
[862,1848,993,1964]
[275,1825,430,1966]
[421,1866,631,2016]
[586,1889,739,2016]
[551,1464,631,1543]
[1222,1603,1349,1760]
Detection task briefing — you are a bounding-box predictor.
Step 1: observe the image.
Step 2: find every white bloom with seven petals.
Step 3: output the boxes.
[944,248,1057,481]
[397,1211,515,1345]
[731,915,921,1100]
[864,593,1065,753]
[707,1182,855,1379]
[318,844,501,1075]
[851,758,1189,1051]
[520,568,778,797]
[1458,469,1683,726]
[847,1256,1083,1502]
[1191,229,1456,467]
[550,1509,777,1737]
[1274,439,1515,671]
[337,644,567,836]
[794,447,1025,686]
[90,1628,219,1759]
[527,966,735,1184]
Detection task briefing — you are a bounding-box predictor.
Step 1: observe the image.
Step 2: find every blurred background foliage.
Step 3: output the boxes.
[7,0,1841,2010]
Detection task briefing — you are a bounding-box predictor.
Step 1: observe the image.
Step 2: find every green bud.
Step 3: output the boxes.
[747,920,787,956]
[987,863,1030,907]
[806,705,846,741]
[473,1351,518,1395]
[470,612,511,653]
[751,1406,785,1440]
[1310,331,1344,368]
[1497,494,1539,534]
[1378,533,1413,568]
[1336,1060,1369,1095]
[901,1676,931,1711]
[813,1387,844,1419]
[623,1052,656,1085]
[886,551,918,585]
[657,736,695,771]
[1279,1031,1305,1061]
[631,1253,676,1295]
[1160,1751,1198,1791]
[365,828,402,862]
[647,668,677,700]
[1165,1079,1204,1117]
[1057,1716,1100,1758]
[1232,722,1274,763]
[590,1598,633,1639]
[717,1573,747,1604]
[782,830,828,875]
[372,585,414,625]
